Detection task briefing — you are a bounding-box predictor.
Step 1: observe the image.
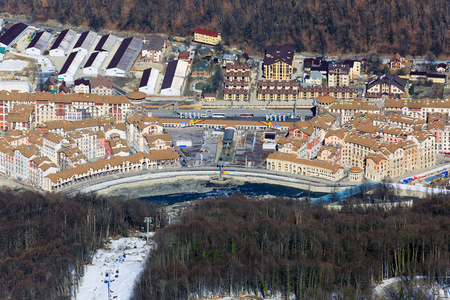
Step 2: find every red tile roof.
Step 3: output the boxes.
[193,28,220,37]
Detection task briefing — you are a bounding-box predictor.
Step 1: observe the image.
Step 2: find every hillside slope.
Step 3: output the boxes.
[1,0,449,55]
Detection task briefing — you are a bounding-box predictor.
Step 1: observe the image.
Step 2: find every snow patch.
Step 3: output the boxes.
[0,59,29,71]
[73,234,154,300]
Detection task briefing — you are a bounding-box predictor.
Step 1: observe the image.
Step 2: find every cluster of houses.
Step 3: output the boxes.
[267,95,438,182]
[0,107,180,191]
[0,87,449,189]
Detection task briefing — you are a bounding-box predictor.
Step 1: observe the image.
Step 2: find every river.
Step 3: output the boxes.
[138,181,326,205]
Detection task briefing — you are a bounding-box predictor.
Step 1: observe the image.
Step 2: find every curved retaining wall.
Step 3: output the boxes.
[77,169,351,195]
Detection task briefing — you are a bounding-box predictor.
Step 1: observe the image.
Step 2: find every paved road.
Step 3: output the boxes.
[151,108,314,120]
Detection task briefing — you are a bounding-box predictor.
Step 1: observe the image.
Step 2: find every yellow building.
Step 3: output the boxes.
[193,28,221,45]
[258,80,298,101]
[262,45,294,80]
[266,151,346,181]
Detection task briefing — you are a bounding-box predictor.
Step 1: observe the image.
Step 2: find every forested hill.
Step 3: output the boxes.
[135,194,450,299]
[2,0,450,55]
[0,189,164,299]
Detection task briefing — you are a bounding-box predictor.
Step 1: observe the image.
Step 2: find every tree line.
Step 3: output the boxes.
[0,189,164,299]
[1,0,450,55]
[134,193,450,299]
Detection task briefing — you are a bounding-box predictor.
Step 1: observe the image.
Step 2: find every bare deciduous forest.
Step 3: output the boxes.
[0,189,164,299]
[135,194,450,300]
[1,0,449,55]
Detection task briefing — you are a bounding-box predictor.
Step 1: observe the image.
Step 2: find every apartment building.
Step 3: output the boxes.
[262,45,294,80]
[57,147,87,170]
[193,28,221,45]
[44,150,180,191]
[143,133,172,153]
[224,63,250,101]
[74,79,90,94]
[317,145,342,165]
[365,73,406,98]
[343,135,379,169]
[328,100,381,124]
[328,63,350,87]
[287,120,322,159]
[257,80,298,101]
[141,34,165,63]
[298,86,356,100]
[90,75,113,95]
[266,151,346,181]
[6,104,34,130]
[385,98,450,120]
[343,60,362,77]
[126,115,164,152]
[277,137,307,159]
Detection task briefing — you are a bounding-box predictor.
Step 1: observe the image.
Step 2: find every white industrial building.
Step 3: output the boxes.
[25,31,52,55]
[0,22,28,49]
[94,34,117,52]
[0,81,31,92]
[160,60,189,96]
[106,37,143,77]
[72,31,97,54]
[138,68,159,95]
[49,29,77,57]
[83,51,108,75]
[58,52,86,82]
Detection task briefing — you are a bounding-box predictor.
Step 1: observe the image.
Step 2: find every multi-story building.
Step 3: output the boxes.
[6,104,34,130]
[287,120,322,159]
[266,151,346,181]
[44,151,180,191]
[328,63,350,87]
[57,147,87,170]
[90,75,113,96]
[143,133,172,153]
[343,135,379,169]
[262,45,294,80]
[74,79,90,94]
[126,115,164,152]
[317,145,342,165]
[30,156,58,189]
[343,60,362,77]
[258,80,298,101]
[14,145,38,182]
[365,73,407,98]
[390,53,405,70]
[224,62,250,101]
[298,86,356,100]
[141,34,165,63]
[193,28,221,45]
[328,100,381,124]
[385,98,450,120]
[277,137,307,158]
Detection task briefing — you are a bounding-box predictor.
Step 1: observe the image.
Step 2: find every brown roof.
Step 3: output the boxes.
[126,91,147,100]
[349,166,362,173]
[345,135,379,149]
[45,150,179,182]
[144,133,172,144]
[267,152,343,173]
[315,95,337,104]
[6,104,33,123]
[329,100,380,111]
[90,75,113,89]
[367,154,387,164]
[325,129,346,140]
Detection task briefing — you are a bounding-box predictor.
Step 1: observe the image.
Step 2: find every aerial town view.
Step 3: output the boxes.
[0,1,449,299]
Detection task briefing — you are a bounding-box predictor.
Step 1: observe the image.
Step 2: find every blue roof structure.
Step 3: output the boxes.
[311,182,380,205]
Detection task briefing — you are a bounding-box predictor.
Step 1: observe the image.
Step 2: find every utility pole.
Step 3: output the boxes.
[143,217,153,242]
